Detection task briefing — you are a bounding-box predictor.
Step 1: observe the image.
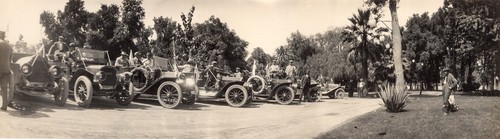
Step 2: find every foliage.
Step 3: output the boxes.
[86,4,120,56]
[365,0,406,89]
[342,7,387,83]
[193,16,248,71]
[175,6,196,62]
[112,0,147,53]
[152,16,178,58]
[247,47,271,72]
[58,0,88,47]
[39,11,63,42]
[377,84,408,113]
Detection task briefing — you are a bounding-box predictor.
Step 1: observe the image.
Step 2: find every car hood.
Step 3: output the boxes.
[86,65,108,74]
[15,55,36,65]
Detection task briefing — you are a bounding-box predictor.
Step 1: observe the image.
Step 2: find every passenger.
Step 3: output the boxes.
[47,36,65,61]
[142,53,155,69]
[285,60,297,79]
[115,51,130,67]
[15,34,27,53]
[131,52,142,67]
[268,59,281,78]
[234,67,242,78]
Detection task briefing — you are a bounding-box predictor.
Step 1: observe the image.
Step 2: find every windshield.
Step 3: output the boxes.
[76,48,109,65]
[154,56,176,71]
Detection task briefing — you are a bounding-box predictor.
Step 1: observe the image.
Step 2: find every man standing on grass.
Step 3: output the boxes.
[442,67,458,116]
[0,31,13,111]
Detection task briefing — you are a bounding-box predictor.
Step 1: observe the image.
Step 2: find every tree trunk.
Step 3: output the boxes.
[389,1,405,89]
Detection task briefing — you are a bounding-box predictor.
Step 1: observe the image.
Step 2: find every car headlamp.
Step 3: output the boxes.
[21,64,32,76]
[96,71,106,82]
[49,65,63,78]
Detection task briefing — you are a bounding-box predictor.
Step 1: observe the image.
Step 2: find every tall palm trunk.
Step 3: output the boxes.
[389,0,405,88]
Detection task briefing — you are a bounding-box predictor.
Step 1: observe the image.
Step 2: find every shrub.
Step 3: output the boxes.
[377,84,409,113]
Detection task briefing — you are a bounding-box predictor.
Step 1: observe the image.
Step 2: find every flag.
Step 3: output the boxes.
[252,60,256,76]
[129,50,133,66]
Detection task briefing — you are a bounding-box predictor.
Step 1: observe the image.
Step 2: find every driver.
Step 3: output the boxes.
[115,51,130,67]
[205,61,229,90]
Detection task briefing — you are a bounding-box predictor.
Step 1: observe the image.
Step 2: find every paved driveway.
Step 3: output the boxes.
[0,94,381,138]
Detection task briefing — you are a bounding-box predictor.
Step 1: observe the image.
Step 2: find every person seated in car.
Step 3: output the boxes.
[180,59,195,72]
[204,61,230,90]
[268,59,281,79]
[234,67,242,78]
[142,53,155,69]
[47,36,66,61]
[115,51,130,67]
[131,52,142,67]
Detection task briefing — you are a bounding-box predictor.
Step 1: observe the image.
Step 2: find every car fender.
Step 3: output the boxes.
[216,81,245,98]
[270,82,293,97]
[69,69,94,89]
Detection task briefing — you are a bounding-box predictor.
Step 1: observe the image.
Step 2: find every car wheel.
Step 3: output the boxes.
[157,81,182,109]
[116,82,134,106]
[74,76,93,107]
[274,86,294,105]
[54,77,69,106]
[335,88,345,99]
[246,76,266,94]
[225,85,248,107]
[307,88,321,102]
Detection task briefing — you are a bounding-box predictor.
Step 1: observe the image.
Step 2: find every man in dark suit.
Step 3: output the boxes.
[0,31,13,111]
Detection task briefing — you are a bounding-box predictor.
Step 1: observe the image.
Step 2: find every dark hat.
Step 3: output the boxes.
[187,59,195,65]
[236,67,240,70]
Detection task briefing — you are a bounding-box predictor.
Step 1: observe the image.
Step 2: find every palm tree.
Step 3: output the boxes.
[342,8,384,87]
[367,0,405,88]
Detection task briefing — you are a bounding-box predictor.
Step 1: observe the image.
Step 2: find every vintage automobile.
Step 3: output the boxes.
[69,48,133,107]
[246,71,298,105]
[195,65,252,107]
[11,47,69,106]
[297,79,322,102]
[320,82,346,99]
[130,56,198,109]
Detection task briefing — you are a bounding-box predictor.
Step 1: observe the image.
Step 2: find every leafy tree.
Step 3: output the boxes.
[40,11,64,41]
[175,6,196,62]
[112,0,146,52]
[86,4,120,53]
[193,16,248,71]
[152,16,178,58]
[58,0,88,47]
[246,47,272,73]
[285,31,318,65]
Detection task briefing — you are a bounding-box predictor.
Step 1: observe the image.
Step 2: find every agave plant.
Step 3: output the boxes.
[377,84,409,112]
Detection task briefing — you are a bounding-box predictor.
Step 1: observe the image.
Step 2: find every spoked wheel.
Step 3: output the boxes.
[157,81,182,109]
[74,76,93,107]
[307,88,321,102]
[225,85,248,107]
[54,77,69,106]
[246,76,266,94]
[335,88,345,99]
[116,83,134,106]
[274,86,294,105]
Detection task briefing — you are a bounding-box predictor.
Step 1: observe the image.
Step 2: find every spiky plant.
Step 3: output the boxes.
[378,84,409,112]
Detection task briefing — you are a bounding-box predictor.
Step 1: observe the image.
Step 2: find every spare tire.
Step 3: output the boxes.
[246,76,266,94]
[131,67,150,92]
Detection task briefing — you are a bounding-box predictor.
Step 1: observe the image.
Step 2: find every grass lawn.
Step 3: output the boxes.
[316,93,500,139]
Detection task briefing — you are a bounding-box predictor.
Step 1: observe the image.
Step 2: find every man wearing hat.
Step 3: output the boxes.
[131,52,142,67]
[234,67,242,78]
[48,36,65,59]
[115,51,130,67]
[285,60,297,79]
[0,31,13,111]
[268,59,281,78]
[441,67,458,115]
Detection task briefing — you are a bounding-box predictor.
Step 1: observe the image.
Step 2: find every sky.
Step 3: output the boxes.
[0,0,443,55]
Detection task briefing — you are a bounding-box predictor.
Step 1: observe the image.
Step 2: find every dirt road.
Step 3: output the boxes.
[0,94,380,138]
